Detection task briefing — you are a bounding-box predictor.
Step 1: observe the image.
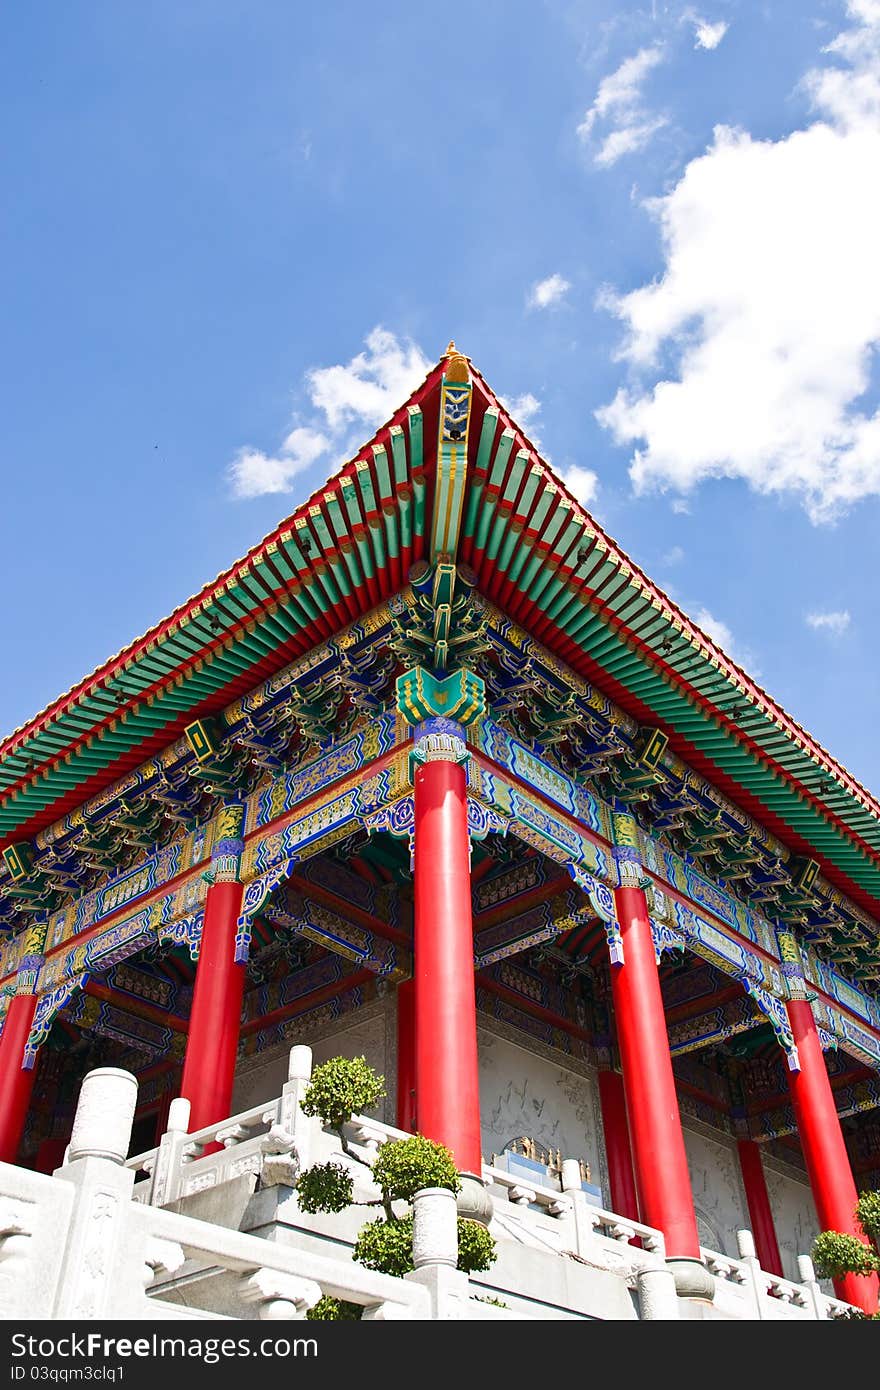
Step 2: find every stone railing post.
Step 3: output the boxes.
[53,1068,148,1318]
[406,1185,469,1319]
[637,1265,680,1320]
[68,1068,138,1164]
[797,1254,827,1321]
[149,1097,194,1207]
[560,1157,597,1258]
[275,1045,316,1168]
[412,1186,458,1270]
[736,1228,766,1320]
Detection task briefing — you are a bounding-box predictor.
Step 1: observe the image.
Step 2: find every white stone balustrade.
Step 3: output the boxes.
[698,1237,854,1320]
[0,1063,432,1322]
[12,1048,856,1322]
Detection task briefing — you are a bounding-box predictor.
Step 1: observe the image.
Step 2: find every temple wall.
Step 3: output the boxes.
[763,1157,821,1283]
[476,1026,604,1186]
[682,1126,748,1256]
[680,1121,818,1279]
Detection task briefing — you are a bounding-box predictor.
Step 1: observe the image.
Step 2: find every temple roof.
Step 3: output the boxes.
[2,345,880,926]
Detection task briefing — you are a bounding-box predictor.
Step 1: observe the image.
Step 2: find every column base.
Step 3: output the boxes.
[666,1256,715,1302]
[456,1172,494,1227]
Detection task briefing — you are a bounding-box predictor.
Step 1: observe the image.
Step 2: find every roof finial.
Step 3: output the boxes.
[444,340,469,384]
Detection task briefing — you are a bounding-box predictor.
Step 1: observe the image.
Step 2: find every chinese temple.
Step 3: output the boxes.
[1,343,879,1318]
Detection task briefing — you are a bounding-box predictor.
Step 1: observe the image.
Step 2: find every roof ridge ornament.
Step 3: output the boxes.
[431,345,474,560]
[443,340,470,384]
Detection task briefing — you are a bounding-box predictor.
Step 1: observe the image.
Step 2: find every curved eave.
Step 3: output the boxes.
[464,366,880,912]
[0,365,444,843]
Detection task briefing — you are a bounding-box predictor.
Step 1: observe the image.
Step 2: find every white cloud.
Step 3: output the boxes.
[503,392,543,427]
[596,3,880,524]
[663,544,685,565]
[228,427,330,500]
[806,609,852,634]
[596,118,668,167]
[693,606,760,675]
[528,273,572,310]
[577,45,667,167]
[681,7,729,49]
[228,327,430,499]
[578,46,665,137]
[306,327,430,433]
[693,18,728,50]
[671,497,691,514]
[559,465,599,508]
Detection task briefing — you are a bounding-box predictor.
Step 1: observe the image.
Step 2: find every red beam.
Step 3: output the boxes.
[84,980,189,1032]
[241,968,373,1037]
[746,1064,876,1117]
[475,972,592,1042]
[673,1076,730,1113]
[286,873,410,947]
[665,983,744,1026]
[473,872,572,929]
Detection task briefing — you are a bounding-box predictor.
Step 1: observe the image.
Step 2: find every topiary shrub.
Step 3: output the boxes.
[354,1214,416,1277]
[306,1295,363,1321]
[372,1135,460,1204]
[812,1230,880,1282]
[856,1191,880,1247]
[296,1161,353,1215]
[294,1054,496,1294]
[301,1055,386,1133]
[456,1217,497,1273]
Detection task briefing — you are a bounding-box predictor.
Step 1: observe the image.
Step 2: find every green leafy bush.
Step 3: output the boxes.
[856,1190,880,1247]
[456,1218,497,1273]
[301,1055,386,1130]
[306,1295,362,1321]
[293,1054,498,1292]
[354,1215,416,1278]
[296,1161,353,1215]
[812,1230,880,1281]
[372,1135,461,1204]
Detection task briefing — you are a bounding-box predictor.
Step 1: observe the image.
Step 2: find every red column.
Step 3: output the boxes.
[737,1138,783,1277]
[180,879,246,1133]
[610,884,702,1261]
[786,998,879,1313]
[396,978,417,1133]
[413,757,482,1175]
[598,1065,640,1223]
[0,993,38,1164]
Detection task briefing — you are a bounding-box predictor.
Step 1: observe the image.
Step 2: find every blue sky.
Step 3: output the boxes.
[3,1,880,790]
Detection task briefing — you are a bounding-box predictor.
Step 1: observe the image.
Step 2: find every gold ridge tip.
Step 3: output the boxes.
[444,340,470,383]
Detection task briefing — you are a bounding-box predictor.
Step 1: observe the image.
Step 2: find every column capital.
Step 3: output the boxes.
[209,800,246,884]
[776,927,813,1002]
[610,807,649,888]
[16,916,48,994]
[412,718,469,766]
